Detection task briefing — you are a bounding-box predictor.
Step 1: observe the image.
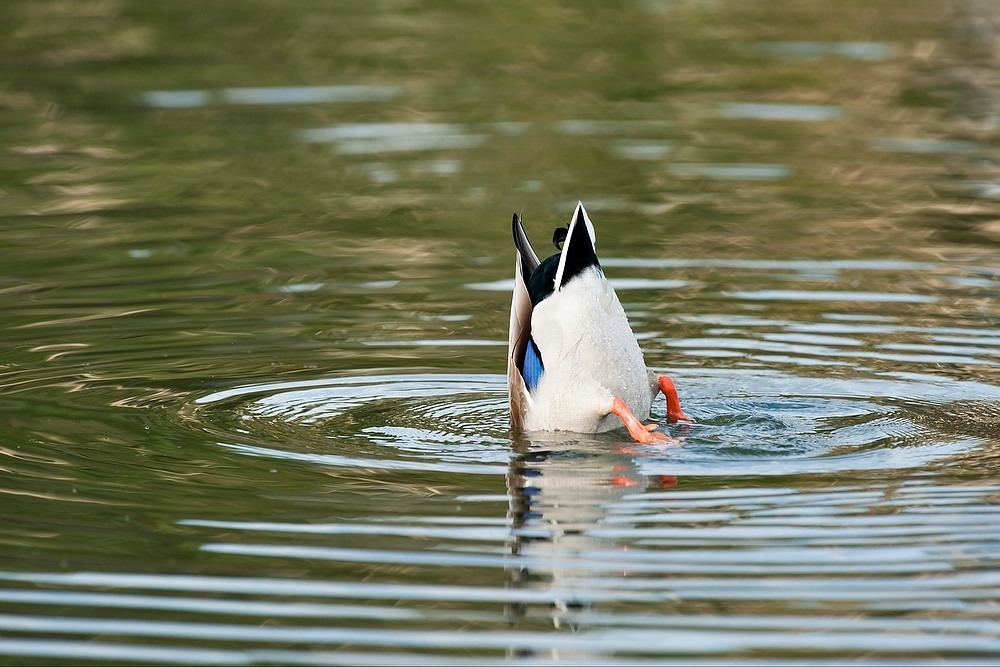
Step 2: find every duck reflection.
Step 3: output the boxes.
[504,431,682,658]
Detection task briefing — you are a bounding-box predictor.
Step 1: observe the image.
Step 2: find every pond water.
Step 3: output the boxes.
[3,0,1000,663]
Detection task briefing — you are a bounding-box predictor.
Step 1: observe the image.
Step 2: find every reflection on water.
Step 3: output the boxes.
[171,345,1000,659]
[755,41,896,60]
[717,103,844,121]
[871,137,986,154]
[610,139,675,160]
[141,85,403,108]
[553,120,671,135]
[667,163,793,180]
[300,123,489,155]
[4,0,1000,661]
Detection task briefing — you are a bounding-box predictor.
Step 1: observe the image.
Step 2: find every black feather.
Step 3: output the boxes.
[552,227,568,250]
[511,213,540,287]
[527,254,560,306]
[558,206,600,288]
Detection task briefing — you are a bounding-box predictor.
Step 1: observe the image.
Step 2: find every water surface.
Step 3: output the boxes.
[3,0,1000,662]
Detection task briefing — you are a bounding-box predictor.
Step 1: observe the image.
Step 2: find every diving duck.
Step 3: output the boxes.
[507,202,692,443]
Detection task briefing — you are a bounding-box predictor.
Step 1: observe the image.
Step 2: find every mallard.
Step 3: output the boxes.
[507,202,692,443]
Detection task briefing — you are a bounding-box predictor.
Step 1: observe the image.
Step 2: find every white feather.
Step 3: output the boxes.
[523,266,654,433]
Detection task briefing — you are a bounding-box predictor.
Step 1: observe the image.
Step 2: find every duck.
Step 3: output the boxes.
[507,202,692,443]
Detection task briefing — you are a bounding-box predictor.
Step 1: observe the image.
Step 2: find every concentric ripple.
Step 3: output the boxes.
[638,369,1000,476]
[192,374,512,474]
[189,368,1000,479]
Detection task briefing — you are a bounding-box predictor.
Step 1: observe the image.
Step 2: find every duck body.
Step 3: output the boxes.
[524,264,655,432]
[508,203,690,441]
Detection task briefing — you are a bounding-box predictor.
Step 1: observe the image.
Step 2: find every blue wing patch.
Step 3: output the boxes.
[521,337,544,392]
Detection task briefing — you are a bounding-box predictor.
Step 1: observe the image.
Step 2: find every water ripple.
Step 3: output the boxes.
[185,366,1000,484]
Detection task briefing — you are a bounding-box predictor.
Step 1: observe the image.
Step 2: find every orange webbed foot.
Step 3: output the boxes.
[610,397,666,444]
[657,375,694,424]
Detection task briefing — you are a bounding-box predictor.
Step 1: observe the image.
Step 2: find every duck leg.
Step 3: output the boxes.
[610,398,668,444]
[657,375,694,423]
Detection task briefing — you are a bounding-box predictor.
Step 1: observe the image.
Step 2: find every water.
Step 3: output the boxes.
[3,0,1000,662]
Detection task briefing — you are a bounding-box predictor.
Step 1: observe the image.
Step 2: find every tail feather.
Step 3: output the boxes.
[512,213,539,287]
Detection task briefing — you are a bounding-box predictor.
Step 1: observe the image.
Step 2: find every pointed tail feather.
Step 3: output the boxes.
[512,213,539,287]
[553,202,600,290]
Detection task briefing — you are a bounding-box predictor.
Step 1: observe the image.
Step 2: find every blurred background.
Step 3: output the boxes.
[4,0,1000,266]
[4,0,1000,663]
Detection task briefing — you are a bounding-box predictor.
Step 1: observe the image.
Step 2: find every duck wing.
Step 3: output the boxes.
[508,213,538,428]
